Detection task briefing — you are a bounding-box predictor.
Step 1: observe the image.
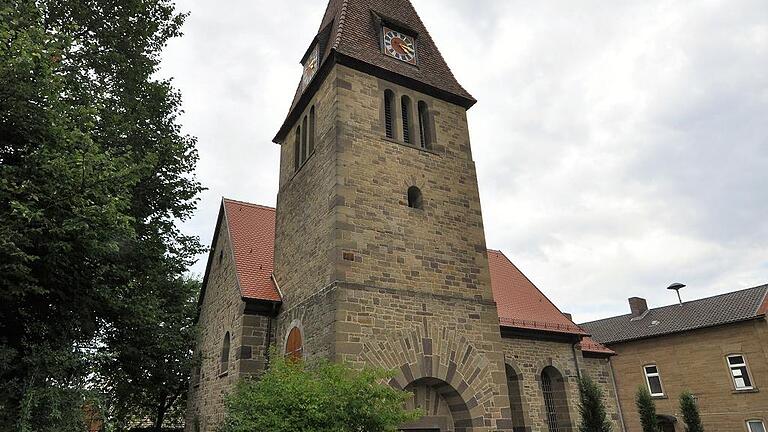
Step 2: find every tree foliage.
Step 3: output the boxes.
[578,376,612,432]
[221,355,422,432]
[635,387,660,432]
[679,391,704,432]
[96,277,201,431]
[0,0,202,430]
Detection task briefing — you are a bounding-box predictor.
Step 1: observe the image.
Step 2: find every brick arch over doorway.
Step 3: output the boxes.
[355,322,514,431]
[401,377,472,432]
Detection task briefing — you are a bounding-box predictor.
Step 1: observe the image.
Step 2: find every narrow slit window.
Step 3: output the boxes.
[727,355,753,390]
[220,332,230,374]
[644,365,664,396]
[294,126,301,171]
[309,106,316,155]
[418,101,430,149]
[401,95,412,144]
[301,116,308,163]
[407,186,423,209]
[384,90,394,139]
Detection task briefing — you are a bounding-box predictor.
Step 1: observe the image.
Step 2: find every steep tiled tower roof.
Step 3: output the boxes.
[274,0,476,143]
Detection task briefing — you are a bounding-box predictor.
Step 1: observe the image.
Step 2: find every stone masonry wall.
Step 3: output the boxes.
[327,65,515,431]
[580,355,624,432]
[334,282,515,431]
[610,319,768,432]
[274,66,339,306]
[185,217,245,432]
[330,65,494,302]
[501,337,582,432]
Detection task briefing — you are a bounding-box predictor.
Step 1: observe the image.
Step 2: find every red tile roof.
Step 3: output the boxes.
[579,337,616,356]
[213,200,607,352]
[222,199,281,302]
[488,250,587,336]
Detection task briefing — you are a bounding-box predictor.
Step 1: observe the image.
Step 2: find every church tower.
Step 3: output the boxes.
[271,0,516,430]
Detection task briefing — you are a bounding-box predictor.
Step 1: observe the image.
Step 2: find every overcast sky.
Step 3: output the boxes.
[160,0,768,323]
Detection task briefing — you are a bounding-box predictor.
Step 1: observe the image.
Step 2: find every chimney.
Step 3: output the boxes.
[629,297,648,317]
[563,312,573,321]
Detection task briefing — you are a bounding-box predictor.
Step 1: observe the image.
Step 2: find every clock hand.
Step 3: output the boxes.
[397,42,414,54]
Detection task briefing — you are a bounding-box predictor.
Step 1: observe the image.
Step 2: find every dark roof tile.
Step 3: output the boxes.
[580,285,768,344]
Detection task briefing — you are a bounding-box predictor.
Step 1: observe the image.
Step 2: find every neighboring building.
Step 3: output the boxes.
[185,0,622,431]
[581,286,768,432]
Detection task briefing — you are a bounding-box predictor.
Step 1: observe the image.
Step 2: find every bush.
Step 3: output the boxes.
[220,354,421,432]
[679,391,704,432]
[635,386,660,432]
[578,376,612,432]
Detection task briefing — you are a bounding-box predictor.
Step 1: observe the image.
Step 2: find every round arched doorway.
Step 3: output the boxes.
[284,326,303,360]
[400,377,472,432]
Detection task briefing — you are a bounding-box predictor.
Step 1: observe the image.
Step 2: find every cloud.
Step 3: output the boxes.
[160,0,768,322]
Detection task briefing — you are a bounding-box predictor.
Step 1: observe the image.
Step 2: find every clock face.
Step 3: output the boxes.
[383,27,416,65]
[302,45,319,89]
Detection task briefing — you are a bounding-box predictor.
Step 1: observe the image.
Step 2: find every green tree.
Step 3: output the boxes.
[578,376,612,432]
[0,0,202,430]
[635,386,660,432]
[96,277,201,431]
[679,391,704,432]
[221,354,422,432]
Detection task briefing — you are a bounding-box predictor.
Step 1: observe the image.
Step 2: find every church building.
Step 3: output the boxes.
[186,1,622,431]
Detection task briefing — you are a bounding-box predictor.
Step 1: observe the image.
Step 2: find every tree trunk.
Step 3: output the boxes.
[153,398,167,432]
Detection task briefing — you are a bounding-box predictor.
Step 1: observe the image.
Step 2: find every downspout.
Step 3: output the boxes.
[609,356,628,432]
[571,340,582,380]
[265,273,283,369]
[264,306,274,369]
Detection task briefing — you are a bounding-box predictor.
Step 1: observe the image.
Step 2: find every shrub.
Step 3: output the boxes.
[578,376,612,432]
[220,354,421,432]
[679,391,704,432]
[635,386,660,432]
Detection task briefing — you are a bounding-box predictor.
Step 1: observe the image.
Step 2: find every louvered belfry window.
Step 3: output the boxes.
[384,90,394,138]
[401,95,412,143]
[308,106,316,155]
[418,101,430,149]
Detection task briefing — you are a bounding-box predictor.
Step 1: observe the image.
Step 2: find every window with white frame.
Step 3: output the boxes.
[747,420,766,432]
[644,364,664,396]
[728,355,753,390]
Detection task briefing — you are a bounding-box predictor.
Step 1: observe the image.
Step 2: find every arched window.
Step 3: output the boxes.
[401,95,412,144]
[220,332,231,374]
[541,366,572,432]
[418,101,430,149]
[505,365,527,431]
[294,126,301,171]
[407,186,423,209]
[285,327,303,360]
[384,90,395,139]
[301,115,308,163]
[309,106,316,155]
